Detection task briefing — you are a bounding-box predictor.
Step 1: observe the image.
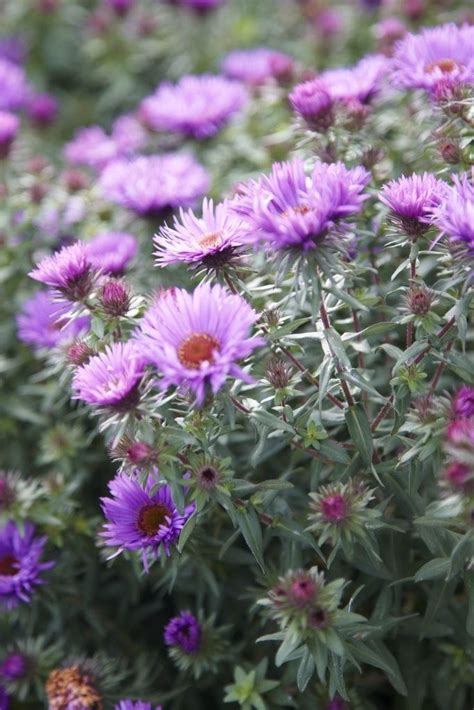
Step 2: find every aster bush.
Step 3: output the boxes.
[1,1,474,709]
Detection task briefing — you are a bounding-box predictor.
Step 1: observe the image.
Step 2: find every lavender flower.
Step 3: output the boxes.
[17,291,90,350]
[115,702,162,710]
[0,521,53,610]
[221,48,293,85]
[443,462,474,495]
[154,199,244,267]
[320,54,388,104]
[380,172,447,237]
[29,242,96,301]
[64,126,120,171]
[27,92,58,127]
[140,75,247,139]
[0,111,19,159]
[0,653,27,681]
[233,159,370,251]
[164,611,202,653]
[100,154,210,217]
[391,23,474,94]
[0,37,25,65]
[72,342,145,409]
[452,386,474,419]
[111,114,146,154]
[430,173,474,253]
[288,79,333,130]
[100,471,194,569]
[85,232,138,274]
[0,58,29,111]
[135,283,263,404]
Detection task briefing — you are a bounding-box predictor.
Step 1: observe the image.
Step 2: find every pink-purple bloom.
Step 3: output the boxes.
[111,114,146,154]
[100,471,194,569]
[29,242,96,300]
[85,232,138,274]
[17,291,90,350]
[164,611,202,653]
[0,111,19,158]
[0,58,29,111]
[27,92,58,127]
[154,199,244,267]
[0,653,27,681]
[391,23,474,94]
[221,48,293,85]
[452,386,474,419]
[288,79,333,129]
[140,75,247,139]
[233,159,370,251]
[319,54,388,104]
[0,686,8,710]
[115,702,162,710]
[64,116,145,172]
[135,283,263,404]
[430,173,474,253]
[72,342,145,409]
[443,462,474,495]
[0,521,53,610]
[380,172,447,235]
[100,154,210,217]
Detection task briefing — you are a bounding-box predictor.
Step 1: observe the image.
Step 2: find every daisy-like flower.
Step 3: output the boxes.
[164,611,202,654]
[100,471,195,569]
[111,114,146,154]
[233,159,370,252]
[0,111,19,159]
[391,23,474,94]
[28,242,96,301]
[0,653,28,681]
[319,54,388,104]
[135,283,263,404]
[452,386,474,419]
[0,58,29,111]
[154,199,244,268]
[16,291,90,350]
[100,154,209,217]
[379,172,447,238]
[64,126,120,171]
[430,173,474,253]
[0,521,53,610]
[221,48,293,85]
[288,79,334,130]
[115,701,162,710]
[85,232,138,275]
[72,342,145,410]
[139,75,247,140]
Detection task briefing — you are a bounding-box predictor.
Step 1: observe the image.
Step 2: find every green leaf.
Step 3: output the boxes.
[177,513,197,553]
[251,409,295,435]
[465,570,474,637]
[235,507,266,572]
[346,640,407,696]
[275,632,301,667]
[297,648,315,691]
[414,558,450,582]
[345,405,373,467]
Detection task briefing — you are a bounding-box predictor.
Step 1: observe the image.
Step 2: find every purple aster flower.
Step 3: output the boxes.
[325,697,348,710]
[452,386,474,419]
[320,54,388,104]
[85,232,138,274]
[0,111,19,159]
[379,172,447,237]
[233,159,369,252]
[135,283,263,404]
[99,154,210,217]
[29,242,96,301]
[100,471,194,569]
[16,291,90,350]
[27,92,58,127]
[391,23,474,94]
[0,58,29,111]
[154,198,244,267]
[72,341,145,410]
[0,686,8,710]
[221,48,293,85]
[0,520,53,610]
[164,611,202,654]
[0,37,26,65]
[443,462,474,495]
[289,79,333,130]
[64,126,120,171]
[430,173,474,253]
[115,702,162,710]
[111,114,146,154]
[140,75,247,139]
[0,653,28,681]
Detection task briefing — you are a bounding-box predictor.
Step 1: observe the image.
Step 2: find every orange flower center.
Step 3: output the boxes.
[197,232,222,249]
[281,204,310,219]
[425,58,459,74]
[0,554,19,576]
[178,333,220,369]
[138,503,171,536]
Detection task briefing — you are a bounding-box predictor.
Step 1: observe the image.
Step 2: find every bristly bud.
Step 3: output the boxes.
[99,280,131,317]
[438,139,461,165]
[110,436,157,466]
[63,169,89,192]
[0,652,28,681]
[195,463,220,490]
[405,284,435,316]
[263,308,280,328]
[163,612,229,679]
[265,356,293,389]
[67,341,95,367]
[45,665,103,710]
[288,79,334,131]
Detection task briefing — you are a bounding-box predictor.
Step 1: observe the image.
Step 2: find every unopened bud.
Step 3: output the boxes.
[99,280,131,317]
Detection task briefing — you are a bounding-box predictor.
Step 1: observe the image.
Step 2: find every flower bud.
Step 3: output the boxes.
[406,284,434,316]
[99,280,131,317]
[438,139,461,165]
[67,341,95,366]
[265,357,292,389]
[289,79,334,131]
[28,93,58,127]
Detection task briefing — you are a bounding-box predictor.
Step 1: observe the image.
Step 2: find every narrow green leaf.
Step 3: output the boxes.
[345,405,373,467]
[177,513,197,553]
[235,507,266,572]
[414,557,450,582]
[297,648,315,691]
